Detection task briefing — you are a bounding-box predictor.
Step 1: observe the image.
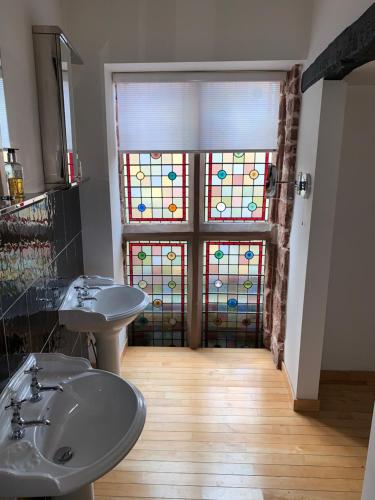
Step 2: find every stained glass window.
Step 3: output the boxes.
[202,241,265,347]
[127,241,187,346]
[205,152,270,221]
[121,153,189,223]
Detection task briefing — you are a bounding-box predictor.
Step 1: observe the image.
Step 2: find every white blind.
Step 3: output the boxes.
[0,74,10,149]
[199,82,279,151]
[116,82,198,151]
[114,73,280,152]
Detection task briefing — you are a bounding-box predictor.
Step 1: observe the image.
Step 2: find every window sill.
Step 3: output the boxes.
[122,221,274,241]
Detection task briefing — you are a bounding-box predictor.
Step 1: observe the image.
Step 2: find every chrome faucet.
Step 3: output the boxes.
[74,285,101,297]
[37,287,60,309]
[5,398,50,440]
[24,364,63,403]
[76,290,98,307]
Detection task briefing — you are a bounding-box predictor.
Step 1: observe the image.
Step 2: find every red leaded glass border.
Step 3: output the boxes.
[124,153,188,223]
[127,241,187,346]
[203,240,265,347]
[206,152,269,222]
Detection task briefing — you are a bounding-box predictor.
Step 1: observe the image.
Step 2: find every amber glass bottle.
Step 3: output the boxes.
[4,148,24,198]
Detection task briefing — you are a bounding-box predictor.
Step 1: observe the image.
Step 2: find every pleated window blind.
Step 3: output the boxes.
[114,72,281,152]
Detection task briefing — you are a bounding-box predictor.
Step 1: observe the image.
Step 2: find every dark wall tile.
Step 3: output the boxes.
[26,278,59,353]
[0,186,87,393]
[0,212,23,314]
[65,235,84,280]
[47,326,84,358]
[0,318,9,392]
[48,190,66,255]
[19,201,54,289]
[63,186,81,243]
[3,293,31,356]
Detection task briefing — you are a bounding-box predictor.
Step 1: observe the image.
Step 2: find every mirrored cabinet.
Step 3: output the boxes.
[33,26,83,187]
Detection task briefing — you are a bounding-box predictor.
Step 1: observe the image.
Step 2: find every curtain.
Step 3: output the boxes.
[263,64,302,368]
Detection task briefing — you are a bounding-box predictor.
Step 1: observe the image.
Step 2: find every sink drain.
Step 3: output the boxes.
[53,446,74,464]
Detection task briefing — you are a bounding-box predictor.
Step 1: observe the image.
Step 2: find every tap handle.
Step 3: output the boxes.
[5,397,28,410]
[24,364,43,375]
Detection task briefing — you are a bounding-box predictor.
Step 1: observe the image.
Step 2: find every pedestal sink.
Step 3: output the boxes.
[0,353,146,499]
[59,276,149,374]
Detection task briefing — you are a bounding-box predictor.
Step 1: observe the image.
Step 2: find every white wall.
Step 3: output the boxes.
[61,0,313,281]
[283,0,375,399]
[362,405,375,500]
[0,0,64,192]
[322,85,375,371]
[284,80,347,399]
[283,80,322,397]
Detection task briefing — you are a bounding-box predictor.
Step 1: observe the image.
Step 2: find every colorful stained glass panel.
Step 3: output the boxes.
[205,152,270,221]
[122,153,189,223]
[202,241,265,347]
[127,241,187,346]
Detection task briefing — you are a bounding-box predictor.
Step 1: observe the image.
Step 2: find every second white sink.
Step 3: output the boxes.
[59,277,149,334]
[59,277,149,374]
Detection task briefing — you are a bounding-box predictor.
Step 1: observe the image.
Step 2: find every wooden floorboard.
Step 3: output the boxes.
[95,347,373,499]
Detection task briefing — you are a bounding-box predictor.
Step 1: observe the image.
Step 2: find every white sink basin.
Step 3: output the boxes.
[59,276,149,374]
[0,353,146,498]
[59,276,149,333]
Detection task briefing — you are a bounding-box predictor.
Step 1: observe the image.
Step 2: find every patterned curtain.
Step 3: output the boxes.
[263,64,302,367]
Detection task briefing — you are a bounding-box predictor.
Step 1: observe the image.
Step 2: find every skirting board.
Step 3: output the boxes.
[320,370,375,384]
[281,362,320,412]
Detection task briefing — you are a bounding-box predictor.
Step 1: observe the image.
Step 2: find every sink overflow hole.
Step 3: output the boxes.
[53,446,74,464]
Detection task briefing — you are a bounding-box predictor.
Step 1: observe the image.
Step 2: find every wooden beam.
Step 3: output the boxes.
[302,3,375,92]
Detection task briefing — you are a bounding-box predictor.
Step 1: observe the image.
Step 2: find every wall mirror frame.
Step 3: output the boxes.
[33,25,83,188]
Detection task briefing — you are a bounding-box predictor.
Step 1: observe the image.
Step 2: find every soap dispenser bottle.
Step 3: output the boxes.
[4,148,24,198]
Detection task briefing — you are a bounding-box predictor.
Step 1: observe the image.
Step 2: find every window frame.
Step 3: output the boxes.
[122,152,274,347]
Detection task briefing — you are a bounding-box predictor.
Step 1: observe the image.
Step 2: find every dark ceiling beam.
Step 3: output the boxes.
[301,2,375,93]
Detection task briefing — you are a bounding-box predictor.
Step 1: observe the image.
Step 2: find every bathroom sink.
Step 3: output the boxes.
[59,276,149,374]
[59,276,149,334]
[0,353,146,497]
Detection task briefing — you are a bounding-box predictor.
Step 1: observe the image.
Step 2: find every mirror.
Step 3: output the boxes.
[33,26,83,188]
[0,54,11,197]
[0,56,10,151]
[61,40,78,184]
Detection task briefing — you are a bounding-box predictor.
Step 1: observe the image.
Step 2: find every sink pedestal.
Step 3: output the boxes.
[94,328,122,375]
[59,277,149,377]
[53,483,94,500]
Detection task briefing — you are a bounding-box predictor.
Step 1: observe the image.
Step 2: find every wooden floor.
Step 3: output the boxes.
[95,347,374,499]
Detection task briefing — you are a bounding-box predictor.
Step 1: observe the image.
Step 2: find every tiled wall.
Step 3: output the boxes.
[0,186,87,392]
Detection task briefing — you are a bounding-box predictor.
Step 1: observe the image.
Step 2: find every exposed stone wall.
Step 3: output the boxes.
[264,65,302,367]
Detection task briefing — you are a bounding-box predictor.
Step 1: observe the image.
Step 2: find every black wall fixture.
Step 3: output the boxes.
[302,2,375,92]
